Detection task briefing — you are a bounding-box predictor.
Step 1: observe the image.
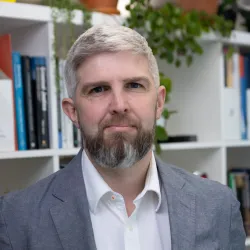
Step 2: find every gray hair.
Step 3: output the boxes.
[64,24,160,98]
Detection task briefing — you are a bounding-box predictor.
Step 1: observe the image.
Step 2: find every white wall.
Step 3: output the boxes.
[117,0,130,17]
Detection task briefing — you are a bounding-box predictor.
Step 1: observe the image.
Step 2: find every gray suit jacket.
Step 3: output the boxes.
[0,149,246,250]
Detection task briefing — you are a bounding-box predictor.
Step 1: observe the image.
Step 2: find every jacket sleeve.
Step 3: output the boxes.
[229,194,246,250]
[0,196,12,250]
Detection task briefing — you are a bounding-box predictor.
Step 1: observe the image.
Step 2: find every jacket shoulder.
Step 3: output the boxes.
[0,169,60,210]
[158,159,238,205]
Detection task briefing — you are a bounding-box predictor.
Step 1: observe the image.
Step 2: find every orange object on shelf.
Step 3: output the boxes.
[80,0,119,15]
[176,0,218,14]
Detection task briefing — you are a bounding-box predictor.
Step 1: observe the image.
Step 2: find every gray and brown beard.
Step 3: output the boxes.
[79,113,156,169]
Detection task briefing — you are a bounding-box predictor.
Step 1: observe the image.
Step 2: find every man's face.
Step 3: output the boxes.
[68,51,165,168]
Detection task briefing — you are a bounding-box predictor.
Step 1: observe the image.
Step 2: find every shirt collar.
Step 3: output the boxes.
[81,150,161,214]
[134,152,162,212]
[81,150,111,214]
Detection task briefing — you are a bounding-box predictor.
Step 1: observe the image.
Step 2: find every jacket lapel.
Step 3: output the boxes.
[50,149,96,250]
[156,157,196,250]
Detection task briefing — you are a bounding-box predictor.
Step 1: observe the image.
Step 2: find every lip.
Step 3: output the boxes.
[105,126,136,132]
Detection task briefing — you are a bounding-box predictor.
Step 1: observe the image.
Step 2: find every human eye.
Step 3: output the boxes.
[127,82,143,89]
[89,86,109,95]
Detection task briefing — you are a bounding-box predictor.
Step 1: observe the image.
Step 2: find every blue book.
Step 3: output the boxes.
[239,55,248,140]
[12,51,27,150]
[246,54,250,140]
[243,56,249,139]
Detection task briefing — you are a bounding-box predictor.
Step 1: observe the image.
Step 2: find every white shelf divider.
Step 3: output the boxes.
[246,237,250,247]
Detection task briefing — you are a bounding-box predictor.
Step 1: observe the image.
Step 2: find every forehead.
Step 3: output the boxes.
[77,51,154,84]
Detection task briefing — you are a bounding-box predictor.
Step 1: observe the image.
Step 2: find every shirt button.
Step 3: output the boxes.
[128,225,133,231]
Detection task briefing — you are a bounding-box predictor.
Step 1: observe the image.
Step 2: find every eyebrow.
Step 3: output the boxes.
[80,76,152,92]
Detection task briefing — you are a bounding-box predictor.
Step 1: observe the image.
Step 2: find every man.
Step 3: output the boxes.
[0,25,246,250]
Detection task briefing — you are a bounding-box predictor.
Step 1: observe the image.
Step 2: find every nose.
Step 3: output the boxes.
[109,90,129,115]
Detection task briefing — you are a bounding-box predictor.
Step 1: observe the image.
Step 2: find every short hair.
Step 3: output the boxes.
[64,24,160,98]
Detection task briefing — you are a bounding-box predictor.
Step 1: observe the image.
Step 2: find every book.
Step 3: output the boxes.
[12,51,27,150]
[30,56,50,149]
[239,54,248,140]
[229,169,250,235]
[245,54,250,141]
[0,70,15,152]
[39,57,50,149]
[0,34,17,150]
[223,50,241,140]
[21,56,37,149]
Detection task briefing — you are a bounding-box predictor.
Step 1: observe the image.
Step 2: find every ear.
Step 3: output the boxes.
[156,85,166,120]
[62,98,80,129]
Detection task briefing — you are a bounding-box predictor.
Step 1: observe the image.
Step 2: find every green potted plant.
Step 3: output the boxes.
[124,0,234,153]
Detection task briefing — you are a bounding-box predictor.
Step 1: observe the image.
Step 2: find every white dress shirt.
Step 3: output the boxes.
[81,150,171,250]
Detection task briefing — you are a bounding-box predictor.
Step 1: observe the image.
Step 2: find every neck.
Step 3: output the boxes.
[86,149,153,216]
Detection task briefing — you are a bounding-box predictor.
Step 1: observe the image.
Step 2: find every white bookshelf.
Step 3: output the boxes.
[246,237,250,247]
[0,149,55,159]
[0,1,250,246]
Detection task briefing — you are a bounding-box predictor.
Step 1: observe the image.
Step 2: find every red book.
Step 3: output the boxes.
[0,34,17,150]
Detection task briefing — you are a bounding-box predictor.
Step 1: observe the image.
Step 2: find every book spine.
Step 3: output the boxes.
[31,57,43,149]
[223,51,241,140]
[247,55,250,140]
[56,57,62,149]
[239,54,248,140]
[12,51,27,150]
[39,57,50,149]
[0,34,17,150]
[0,78,15,152]
[21,56,37,149]
[246,54,250,140]
[30,57,39,148]
[59,59,67,149]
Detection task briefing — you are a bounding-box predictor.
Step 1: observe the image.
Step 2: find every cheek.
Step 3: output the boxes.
[77,103,106,133]
[130,96,157,127]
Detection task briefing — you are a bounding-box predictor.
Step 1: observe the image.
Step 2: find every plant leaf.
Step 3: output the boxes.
[154,141,162,155]
[175,59,181,68]
[162,109,169,119]
[160,77,172,92]
[186,55,193,67]
[155,125,168,141]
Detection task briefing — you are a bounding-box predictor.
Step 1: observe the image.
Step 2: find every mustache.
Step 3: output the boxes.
[100,115,139,129]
